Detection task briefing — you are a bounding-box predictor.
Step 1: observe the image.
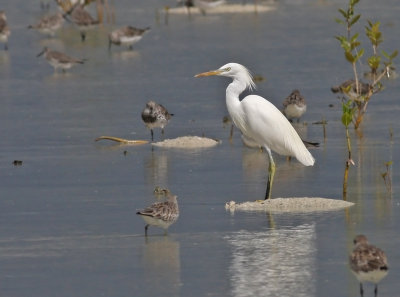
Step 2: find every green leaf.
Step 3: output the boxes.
[338,8,347,18]
[356,48,364,60]
[345,51,355,63]
[350,14,361,26]
[381,50,390,59]
[391,50,398,59]
[350,33,359,42]
[335,18,345,24]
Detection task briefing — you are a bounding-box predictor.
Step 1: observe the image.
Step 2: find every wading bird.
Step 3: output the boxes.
[195,63,314,199]
[0,11,10,50]
[66,4,99,42]
[350,235,388,297]
[108,26,150,50]
[136,190,179,236]
[37,47,85,73]
[282,89,307,122]
[28,12,64,37]
[141,101,173,141]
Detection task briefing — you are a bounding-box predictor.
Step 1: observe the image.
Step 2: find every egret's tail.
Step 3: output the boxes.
[295,148,315,166]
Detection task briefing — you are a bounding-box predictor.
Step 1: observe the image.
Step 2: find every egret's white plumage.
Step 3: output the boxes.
[195,63,314,199]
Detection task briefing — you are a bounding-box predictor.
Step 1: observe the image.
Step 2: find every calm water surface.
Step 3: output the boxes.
[0,0,399,296]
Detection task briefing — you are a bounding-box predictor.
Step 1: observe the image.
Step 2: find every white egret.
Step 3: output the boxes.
[349,235,388,297]
[195,63,315,199]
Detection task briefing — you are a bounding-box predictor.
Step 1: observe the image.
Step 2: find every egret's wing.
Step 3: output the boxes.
[241,95,314,166]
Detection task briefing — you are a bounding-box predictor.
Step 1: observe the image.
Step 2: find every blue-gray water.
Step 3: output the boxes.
[0,0,399,296]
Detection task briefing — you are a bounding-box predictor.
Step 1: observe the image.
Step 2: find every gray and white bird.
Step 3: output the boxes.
[282,89,307,122]
[0,11,10,50]
[67,4,99,42]
[349,234,389,297]
[136,190,179,236]
[28,12,64,37]
[108,26,150,50]
[37,47,85,72]
[141,101,173,141]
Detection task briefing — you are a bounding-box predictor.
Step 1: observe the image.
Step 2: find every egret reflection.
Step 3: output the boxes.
[225,224,316,297]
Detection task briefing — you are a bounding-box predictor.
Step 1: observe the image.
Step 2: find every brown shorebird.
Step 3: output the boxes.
[37,47,85,73]
[67,4,99,42]
[349,234,389,297]
[141,101,173,141]
[282,89,307,122]
[109,26,150,50]
[331,79,371,97]
[0,11,10,50]
[136,190,179,236]
[28,12,64,37]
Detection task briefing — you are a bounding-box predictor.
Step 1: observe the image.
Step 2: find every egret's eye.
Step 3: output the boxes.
[225,67,231,71]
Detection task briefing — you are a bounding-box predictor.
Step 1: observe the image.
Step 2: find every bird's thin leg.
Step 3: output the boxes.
[145,224,149,236]
[360,283,364,297]
[161,128,165,135]
[151,129,154,141]
[264,147,275,200]
[374,284,378,297]
[229,124,234,141]
[80,31,86,42]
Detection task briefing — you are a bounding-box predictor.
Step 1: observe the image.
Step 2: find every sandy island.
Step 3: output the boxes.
[153,136,220,148]
[166,3,276,15]
[225,198,354,213]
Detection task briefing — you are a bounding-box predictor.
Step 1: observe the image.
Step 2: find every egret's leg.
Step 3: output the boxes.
[264,147,275,200]
[151,129,154,141]
[359,283,364,297]
[145,224,149,236]
[374,284,377,297]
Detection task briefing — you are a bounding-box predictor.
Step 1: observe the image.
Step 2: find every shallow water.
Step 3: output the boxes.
[0,0,399,296]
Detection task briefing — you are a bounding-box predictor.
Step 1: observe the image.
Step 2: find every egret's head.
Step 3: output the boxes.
[195,63,256,91]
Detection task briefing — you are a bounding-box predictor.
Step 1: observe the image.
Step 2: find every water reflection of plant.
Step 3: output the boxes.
[381,161,392,195]
[334,0,397,198]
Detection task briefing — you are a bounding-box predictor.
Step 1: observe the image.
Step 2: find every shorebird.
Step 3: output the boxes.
[136,190,179,236]
[66,4,99,42]
[193,0,226,15]
[349,234,389,297]
[0,11,10,50]
[37,47,85,72]
[331,79,371,97]
[282,89,307,122]
[28,12,64,37]
[109,26,150,50]
[141,101,173,141]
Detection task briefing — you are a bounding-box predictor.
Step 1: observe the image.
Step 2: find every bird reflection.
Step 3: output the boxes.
[144,150,170,187]
[225,224,316,297]
[142,236,181,296]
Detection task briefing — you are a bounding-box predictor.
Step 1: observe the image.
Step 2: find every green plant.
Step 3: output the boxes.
[335,0,397,130]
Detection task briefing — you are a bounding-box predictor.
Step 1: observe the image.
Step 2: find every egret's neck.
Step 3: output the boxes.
[226,79,247,130]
